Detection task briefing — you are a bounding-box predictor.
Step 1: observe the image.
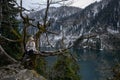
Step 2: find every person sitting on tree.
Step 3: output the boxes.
[26,35,37,54]
[23,35,37,69]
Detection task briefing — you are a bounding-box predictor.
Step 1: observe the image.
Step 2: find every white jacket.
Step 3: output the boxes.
[26,40,36,52]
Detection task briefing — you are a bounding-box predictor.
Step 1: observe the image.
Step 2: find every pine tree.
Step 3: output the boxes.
[0,0,21,60]
[35,56,47,77]
[49,51,80,80]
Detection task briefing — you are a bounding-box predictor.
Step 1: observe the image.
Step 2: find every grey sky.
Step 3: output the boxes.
[17,0,101,9]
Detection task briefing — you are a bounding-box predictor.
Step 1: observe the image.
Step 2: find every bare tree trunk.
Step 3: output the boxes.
[0,45,17,63]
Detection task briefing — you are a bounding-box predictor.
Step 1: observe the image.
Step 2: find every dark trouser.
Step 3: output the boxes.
[27,50,34,54]
[22,50,34,61]
[22,50,36,69]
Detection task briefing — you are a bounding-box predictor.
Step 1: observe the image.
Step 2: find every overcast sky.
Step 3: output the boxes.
[18,0,101,10]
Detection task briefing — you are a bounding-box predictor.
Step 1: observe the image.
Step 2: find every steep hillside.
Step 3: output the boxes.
[28,6,82,49]
[76,0,120,50]
[28,0,120,50]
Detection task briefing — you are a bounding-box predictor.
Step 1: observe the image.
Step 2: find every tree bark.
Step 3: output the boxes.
[0,45,17,63]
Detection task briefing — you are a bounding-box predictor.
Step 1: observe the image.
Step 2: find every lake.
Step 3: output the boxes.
[46,48,120,80]
[74,49,120,80]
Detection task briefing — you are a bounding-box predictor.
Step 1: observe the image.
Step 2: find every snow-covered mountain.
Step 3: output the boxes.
[72,0,120,50]
[28,0,120,50]
[85,0,120,50]
[28,6,82,49]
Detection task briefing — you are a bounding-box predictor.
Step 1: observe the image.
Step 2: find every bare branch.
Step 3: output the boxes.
[34,37,73,56]
[35,47,71,57]
[73,33,98,48]
[69,52,78,62]
[13,0,30,12]
[29,23,37,28]
[43,0,50,28]
[0,45,18,63]
[20,0,24,19]
[45,33,54,48]
[0,35,21,42]
[46,30,59,35]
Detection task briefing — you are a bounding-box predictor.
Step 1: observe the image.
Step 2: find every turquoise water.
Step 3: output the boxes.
[46,48,120,80]
[74,49,120,80]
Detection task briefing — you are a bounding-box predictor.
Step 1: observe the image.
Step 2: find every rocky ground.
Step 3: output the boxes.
[0,63,46,80]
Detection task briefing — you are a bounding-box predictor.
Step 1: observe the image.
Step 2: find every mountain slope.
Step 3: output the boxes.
[74,0,120,50]
[28,0,120,50]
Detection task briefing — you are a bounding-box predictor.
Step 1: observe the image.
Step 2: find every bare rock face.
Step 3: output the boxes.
[0,63,46,80]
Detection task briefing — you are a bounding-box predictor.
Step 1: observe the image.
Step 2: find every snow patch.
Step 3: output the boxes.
[107,28,119,34]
